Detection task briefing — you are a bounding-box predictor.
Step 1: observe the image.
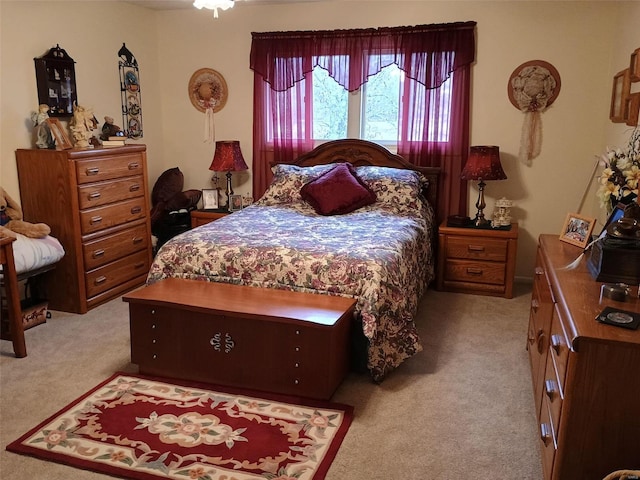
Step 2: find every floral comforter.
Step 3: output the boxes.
[147,164,436,381]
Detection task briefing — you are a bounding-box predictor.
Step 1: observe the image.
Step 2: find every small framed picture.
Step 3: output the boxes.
[610,69,631,123]
[229,194,243,212]
[202,189,219,210]
[45,118,73,150]
[560,213,596,248]
[630,47,640,82]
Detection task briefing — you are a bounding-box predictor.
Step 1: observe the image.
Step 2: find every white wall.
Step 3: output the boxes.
[0,0,164,192]
[2,0,639,279]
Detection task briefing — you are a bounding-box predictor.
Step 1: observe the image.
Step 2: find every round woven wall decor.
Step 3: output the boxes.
[508,60,561,112]
[188,68,228,113]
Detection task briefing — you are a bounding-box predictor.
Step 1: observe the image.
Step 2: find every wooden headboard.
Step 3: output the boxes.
[292,139,441,215]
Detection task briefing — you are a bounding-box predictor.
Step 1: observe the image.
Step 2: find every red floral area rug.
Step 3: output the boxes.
[7,372,353,480]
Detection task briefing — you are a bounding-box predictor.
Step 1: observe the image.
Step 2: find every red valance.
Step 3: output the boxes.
[250,21,476,92]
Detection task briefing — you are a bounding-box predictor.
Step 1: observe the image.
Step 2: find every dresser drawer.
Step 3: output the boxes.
[83,222,149,270]
[549,305,570,395]
[444,259,506,285]
[542,350,563,438]
[80,198,147,235]
[539,397,557,480]
[446,236,508,262]
[75,154,144,185]
[77,176,144,209]
[85,250,150,298]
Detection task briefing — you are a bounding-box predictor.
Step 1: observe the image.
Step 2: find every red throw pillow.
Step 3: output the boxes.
[301,163,376,215]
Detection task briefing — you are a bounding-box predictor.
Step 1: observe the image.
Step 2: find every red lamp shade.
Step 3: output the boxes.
[209,140,248,172]
[460,146,507,181]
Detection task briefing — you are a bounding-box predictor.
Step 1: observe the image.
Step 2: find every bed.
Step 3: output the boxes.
[147,139,440,381]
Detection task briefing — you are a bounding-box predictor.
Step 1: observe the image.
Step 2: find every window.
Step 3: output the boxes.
[289,55,453,147]
[250,22,476,219]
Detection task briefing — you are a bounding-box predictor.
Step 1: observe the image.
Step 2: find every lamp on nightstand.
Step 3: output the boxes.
[209,140,248,211]
[461,145,507,227]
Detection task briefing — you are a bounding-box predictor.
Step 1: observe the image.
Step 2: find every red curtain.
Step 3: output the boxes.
[250,22,476,220]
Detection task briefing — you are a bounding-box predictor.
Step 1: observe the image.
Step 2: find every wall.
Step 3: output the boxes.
[0,1,164,193]
[2,1,638,280]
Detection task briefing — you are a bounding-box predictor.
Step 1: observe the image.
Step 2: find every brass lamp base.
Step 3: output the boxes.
[472,179,489,227]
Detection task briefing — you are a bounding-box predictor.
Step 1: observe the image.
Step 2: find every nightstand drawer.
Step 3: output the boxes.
[446,236,508,262]
[444,259,506,285]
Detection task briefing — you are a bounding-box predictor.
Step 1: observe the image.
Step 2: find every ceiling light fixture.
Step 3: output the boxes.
[193,0,234,18]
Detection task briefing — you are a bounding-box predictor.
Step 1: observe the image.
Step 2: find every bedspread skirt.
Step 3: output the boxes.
[147,203,435,382]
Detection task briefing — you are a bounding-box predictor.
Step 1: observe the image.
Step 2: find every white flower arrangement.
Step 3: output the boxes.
[596,126,640,212]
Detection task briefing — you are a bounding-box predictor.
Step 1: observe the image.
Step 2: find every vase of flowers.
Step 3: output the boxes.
[597,126,640,213]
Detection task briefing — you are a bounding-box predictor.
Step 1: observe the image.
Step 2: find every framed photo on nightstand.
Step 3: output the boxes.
[230,194,243,212]
[202,189,219,210]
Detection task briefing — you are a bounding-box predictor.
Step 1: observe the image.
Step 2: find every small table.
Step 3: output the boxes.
[437,221,518,298]
[190,208,229,228]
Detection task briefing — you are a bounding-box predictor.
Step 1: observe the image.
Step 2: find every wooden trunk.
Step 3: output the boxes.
[123,279,356,400]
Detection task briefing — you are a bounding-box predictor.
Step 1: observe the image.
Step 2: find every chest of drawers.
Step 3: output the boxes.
[16,145,152,313]
[436,221,518,298]
[528,235,640,479]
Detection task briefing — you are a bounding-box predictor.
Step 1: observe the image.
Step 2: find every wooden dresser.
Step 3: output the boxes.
[15,145,152,314]
[527,235,640,479]
[437,221,518,298]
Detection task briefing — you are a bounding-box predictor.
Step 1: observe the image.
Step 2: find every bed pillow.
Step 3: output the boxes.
[355,165,428,213]
[257,163,337,205]
[300,163,376,215]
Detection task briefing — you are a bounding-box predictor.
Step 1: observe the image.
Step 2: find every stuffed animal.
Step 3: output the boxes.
[0,187,51,239]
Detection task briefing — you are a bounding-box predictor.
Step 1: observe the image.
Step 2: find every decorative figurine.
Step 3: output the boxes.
[100,115,123,140]
[69,102,97,148]
[31,104,53,149]
[491,197,513,228]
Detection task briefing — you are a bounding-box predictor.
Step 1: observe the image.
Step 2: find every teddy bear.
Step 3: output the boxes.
[0,187,51,239]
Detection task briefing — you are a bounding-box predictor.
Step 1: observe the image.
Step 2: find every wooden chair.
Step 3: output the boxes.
[0,236,26,357]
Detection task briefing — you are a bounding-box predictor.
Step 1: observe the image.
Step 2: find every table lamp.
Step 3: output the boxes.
[460,145,507,226]
[209,140,248,211]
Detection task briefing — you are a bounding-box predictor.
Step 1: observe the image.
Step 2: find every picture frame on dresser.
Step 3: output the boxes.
[45,118,72,150]
[560,212,596,248]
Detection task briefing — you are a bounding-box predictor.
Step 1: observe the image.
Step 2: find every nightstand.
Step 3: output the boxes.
[190,209,229,228]
[437,221,518,298]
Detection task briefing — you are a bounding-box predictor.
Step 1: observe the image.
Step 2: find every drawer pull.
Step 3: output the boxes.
[131,206,142,214]
[535,267,544,276]
[536,332,546,354]
[531,299,539,311]
[210,332,235,353]
[132,236,144,244]
[88,192,101,200]
[467,245,485,252]
[94,276,107,285]
[551,334,563,355]
[129,184,140,192]
[544,379,557,400]
[90,216,102,225]
[128,162,140,170]
[85,167,99,176]
[92,249,105,258]
[540,423,552,446]
[466,267,483,276]
[134,262,146,269]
